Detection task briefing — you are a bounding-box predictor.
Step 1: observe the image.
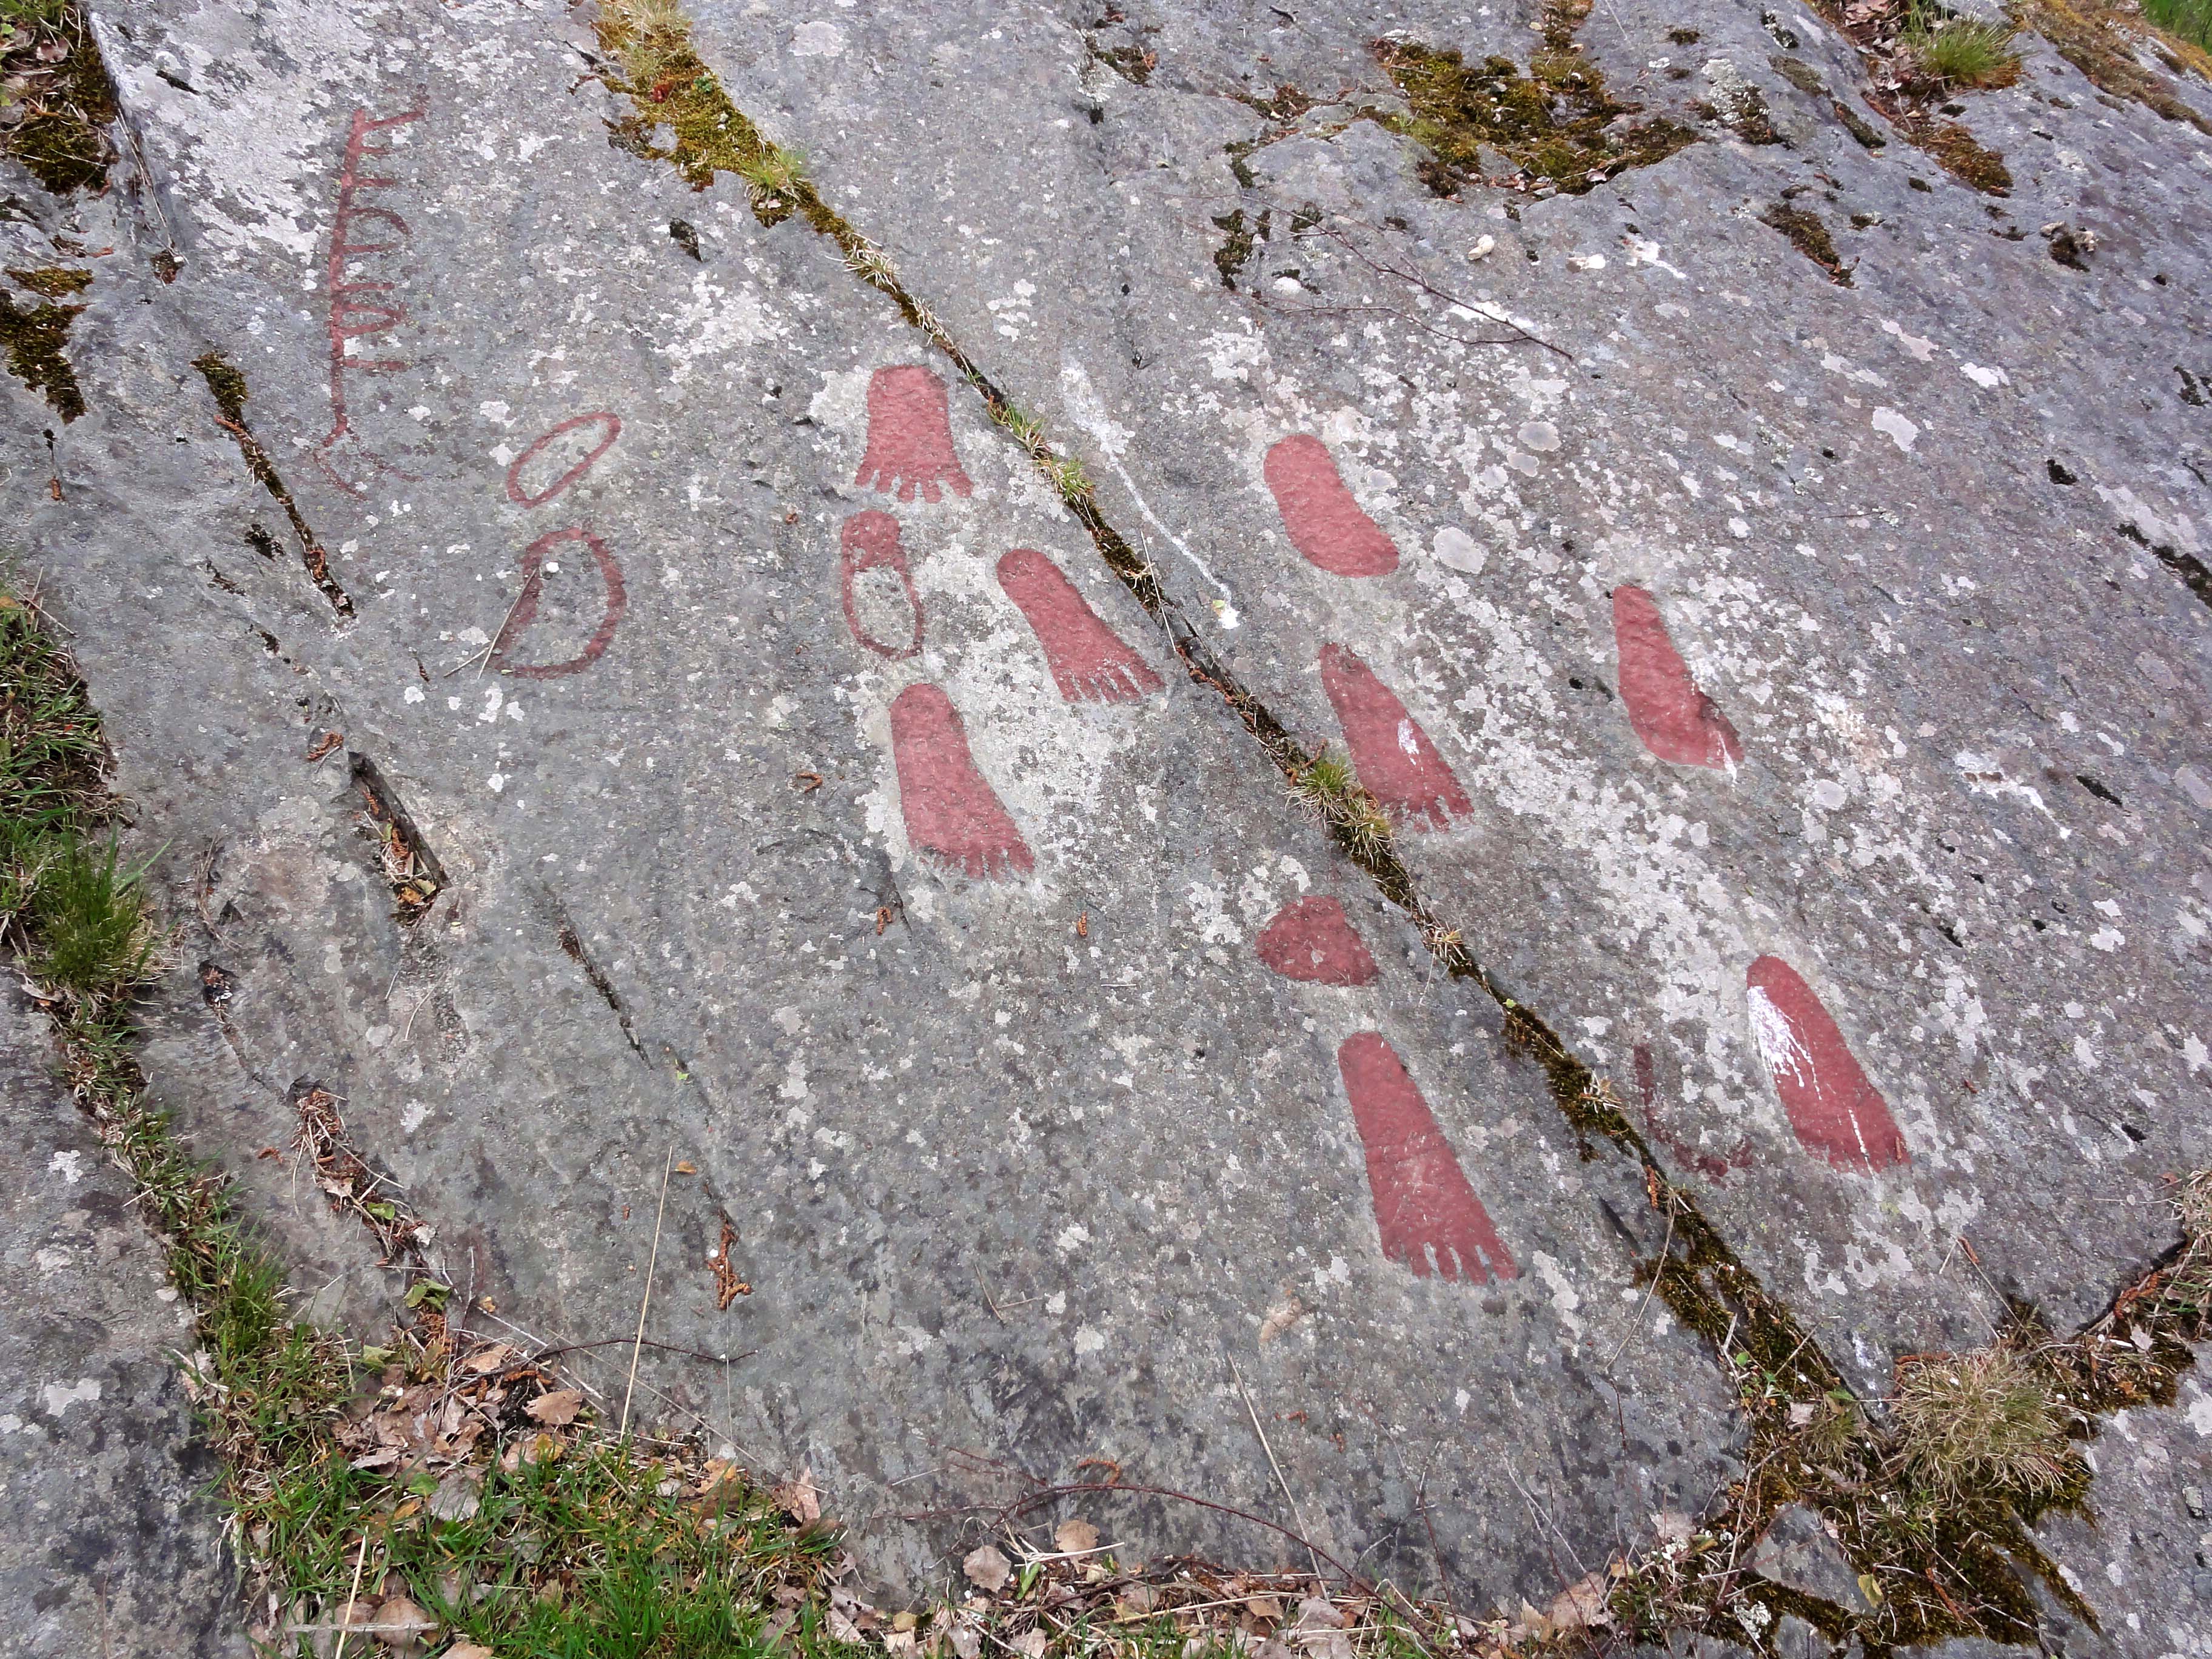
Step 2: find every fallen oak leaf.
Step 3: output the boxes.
[963,1544,1011,1594]
[525,1388,583,1427]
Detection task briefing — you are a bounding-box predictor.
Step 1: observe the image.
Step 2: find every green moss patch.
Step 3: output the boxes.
[6,264,88,297]
[1760,201,1855,285]
[0,7,116,193]
[1374,35,1698,194]
[0,291,83,418]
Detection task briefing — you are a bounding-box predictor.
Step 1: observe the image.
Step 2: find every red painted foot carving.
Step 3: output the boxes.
[889,684,1034,880]
[1256,896,1378,986]
[1338,1032,1515,1283]
[841,511,924,660]
[1265,435,1399,577]
[854,366,973,503]
[1318,645,1470,830]
[1745,956,1908,1173]
[1612,585,1743,769]
[996,548,1164,704]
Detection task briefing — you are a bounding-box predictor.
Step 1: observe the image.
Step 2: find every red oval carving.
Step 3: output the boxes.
[1265,435,1399,577]
[505,412,623,509]
[1256,896,1378,986]
[491,525,627,679]
[1613,585,1743,769]
[840,511,923,660]
[1317,643,1470,830]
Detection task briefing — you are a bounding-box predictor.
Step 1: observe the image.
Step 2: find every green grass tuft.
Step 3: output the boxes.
[2148,0,2212,47]
[1889,1346,2083,1502]
[1902,11,2024,87]
[27,831,156,995]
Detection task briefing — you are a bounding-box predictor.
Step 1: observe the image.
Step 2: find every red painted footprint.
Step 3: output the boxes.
[1256,896,1378,987]
[1265,435,1399,577]
[1338,1033,1515,1284]
[1745,956,1908,1174]
[889,684,1034,880]
[996,548,1164,704]
[1318,645,1470,830]
[1612,585,1743,769]
[840,510,924,660]
[854,366,973,503]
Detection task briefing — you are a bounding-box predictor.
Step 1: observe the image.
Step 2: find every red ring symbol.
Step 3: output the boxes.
[505,412,622,509]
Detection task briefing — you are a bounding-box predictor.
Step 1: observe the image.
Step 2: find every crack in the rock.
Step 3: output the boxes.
[191,349,354,619]
[2117,519,2212,612]
[541,884,648,1064]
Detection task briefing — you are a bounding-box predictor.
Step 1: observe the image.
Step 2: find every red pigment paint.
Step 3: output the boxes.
[491,525,627,679]
[1746,955,1908,1174]
[996,548,1164,704]
[840,511,923,660]
[854,366,973,503]
[506,413,622,508]
[1318,645,1470,830]
[1255,896,1378,986]
[1612,585,1743,769]
[1264,435,1399,577]
[1632,1037,1752,1183]
[1337,1032,1515,1284]
[318,106,424,498]
[889,685,1034,880]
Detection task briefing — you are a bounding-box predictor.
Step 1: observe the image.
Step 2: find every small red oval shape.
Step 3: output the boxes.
[506,412,623,509]
[840,511,923,660]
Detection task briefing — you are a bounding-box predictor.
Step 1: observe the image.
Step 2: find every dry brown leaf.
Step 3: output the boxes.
[446,1646,497,1659]
[962,1544,1011,1593]
[1544,1571,1615,1632]
[1247,1595,1284,1621]
[828,1609,865,1644]
[525,1388,583,1427]
[1053,1517,1101,1555]
[461,1344,515,1375]
[1010,1632,1048,1659]
[774,1466,823,1524]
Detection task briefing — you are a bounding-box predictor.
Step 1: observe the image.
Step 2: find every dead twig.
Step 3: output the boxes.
[620,1146,675,1438]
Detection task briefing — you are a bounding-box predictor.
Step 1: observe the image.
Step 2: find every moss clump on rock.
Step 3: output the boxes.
[1373,36,1697,195]
[0,292,84,419]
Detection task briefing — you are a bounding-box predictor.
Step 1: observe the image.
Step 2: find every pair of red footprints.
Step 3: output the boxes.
[846,525,1165,882]
[1269,435,1743,773]
[1259,894,1906,1290]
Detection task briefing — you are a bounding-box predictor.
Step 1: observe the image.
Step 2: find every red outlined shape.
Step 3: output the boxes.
[1612,585,1743,770]
[507,413,623,508]
[889,685,1034,880]
[1338,1032,1515,1284]
[1264,435,1399,577]
[1632,1038,1752,1183]
[1256,896,1378,987]
[854,366,973,503]
[1745,956,1908,1175]
[996,548,1164,704]
[1318,644,1470,830]
[839,511,925,660]
[491,526,628,679]
[318,107,425,498]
